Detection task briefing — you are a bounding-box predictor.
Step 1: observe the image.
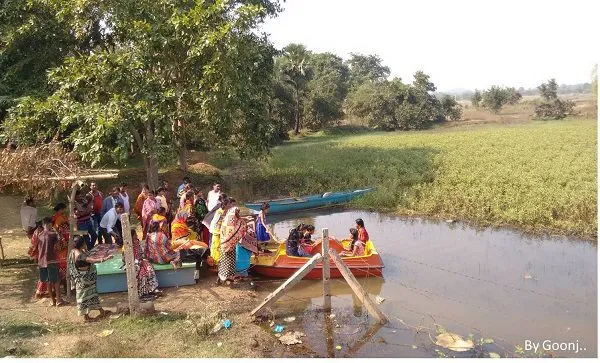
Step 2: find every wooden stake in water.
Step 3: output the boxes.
[121,213,140,316]
[322,228,331,312]
[329,248,388,324]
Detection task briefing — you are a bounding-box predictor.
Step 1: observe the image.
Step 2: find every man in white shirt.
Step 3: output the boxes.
[100,202,124,245]
[119,183,130,213]
[206,183,222,211]
[20,197,38,238]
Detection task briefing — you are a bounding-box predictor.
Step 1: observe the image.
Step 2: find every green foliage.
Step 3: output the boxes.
[471,89,482,107]
[302,52,349,130]
[0,0,108,123]
[481,86,522,113]
[346,72,457,130]
[346,53,390,89]
[534,79,575,120]
[440,95,463,121]
[229,119,597,239]
[4,0,282,183]
[276,43,312,134]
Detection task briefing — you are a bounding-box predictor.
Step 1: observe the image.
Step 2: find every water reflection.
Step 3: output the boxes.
[261,208,597,358]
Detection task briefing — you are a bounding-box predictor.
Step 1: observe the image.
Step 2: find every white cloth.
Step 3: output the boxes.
[156,195,169,212]
[20,204,37,230]
[100,208,119,233]
[120,192,130,213]
[207,190,221,211]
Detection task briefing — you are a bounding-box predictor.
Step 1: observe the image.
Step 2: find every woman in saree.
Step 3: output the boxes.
[208,196,230,266]
[68,236,112,322]
[130,229,159,298]
[141,190,160,239]
[27,222,48,298]
[217,207,246,285]
[51,203,69,286]
[171,210,208,250]
[146,221,180,268]
[235,221,258,280]
[148,208,170,236]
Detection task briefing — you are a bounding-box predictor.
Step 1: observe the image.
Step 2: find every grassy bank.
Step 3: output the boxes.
[218,119,597,240]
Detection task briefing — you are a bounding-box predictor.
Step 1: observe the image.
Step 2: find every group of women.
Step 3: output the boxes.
[284,218,370,258]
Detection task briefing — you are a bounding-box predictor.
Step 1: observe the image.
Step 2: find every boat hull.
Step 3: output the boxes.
[245,188,373,214]
[250,239,383,280]
[252,264,383,279]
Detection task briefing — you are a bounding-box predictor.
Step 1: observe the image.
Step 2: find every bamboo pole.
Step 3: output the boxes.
[66,181,80,299]
[322,228,331,312]
[250,253,322,316]
[121,213,140,316]
[329,249,388,324]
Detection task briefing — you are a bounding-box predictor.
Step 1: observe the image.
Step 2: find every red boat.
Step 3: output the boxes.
[250,238,384,279]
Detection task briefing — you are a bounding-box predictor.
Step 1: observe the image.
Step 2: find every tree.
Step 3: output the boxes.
[0,0,108,126]
[440,95,462,121]
[302,52,349,130]
[471,89,482,107]
[4,0,282,188]
[481,86,508,113]
[277,44,312,134]
[538,78,559,101]
[534,79,575,120]
[346,72,447,130]
[346,53,390,89]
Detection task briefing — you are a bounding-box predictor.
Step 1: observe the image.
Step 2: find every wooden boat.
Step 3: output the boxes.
[244,188,374,214]
[250,238,384,279]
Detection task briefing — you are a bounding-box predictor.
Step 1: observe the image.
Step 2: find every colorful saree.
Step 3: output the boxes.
[132,237,159,296]
[171,211,207,251]
[68,250,102,316]
[146,231,179,264]
[218,207,245,281]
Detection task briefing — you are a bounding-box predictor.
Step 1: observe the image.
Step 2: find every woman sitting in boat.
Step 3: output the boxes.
[298,224,316,256]
[255,202,274,245]
[171,210,208,251]
[340,228,365,257]
[286,224,311,257]
[355,218,369,244]
[146,219,180,268]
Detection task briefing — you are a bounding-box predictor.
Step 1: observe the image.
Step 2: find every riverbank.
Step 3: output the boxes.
[214,118,597,240]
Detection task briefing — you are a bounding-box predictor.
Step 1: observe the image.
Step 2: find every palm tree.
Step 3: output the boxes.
[278,44,311,134]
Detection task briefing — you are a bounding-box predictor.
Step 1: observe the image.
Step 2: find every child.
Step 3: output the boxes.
[255,202,274,244]
[355,218,369,244]
[341,228,365,257]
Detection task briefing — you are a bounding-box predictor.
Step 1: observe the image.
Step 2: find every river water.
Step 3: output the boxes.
[255,208,597,358]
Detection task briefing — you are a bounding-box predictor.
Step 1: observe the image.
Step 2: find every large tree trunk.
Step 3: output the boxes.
[293,88,300,135]
[145,155,159,190]
[174,92,187,172]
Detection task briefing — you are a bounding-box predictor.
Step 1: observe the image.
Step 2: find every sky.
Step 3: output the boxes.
[260,0,599,92]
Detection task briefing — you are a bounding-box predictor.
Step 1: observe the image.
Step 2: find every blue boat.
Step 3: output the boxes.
[244,188,374,214]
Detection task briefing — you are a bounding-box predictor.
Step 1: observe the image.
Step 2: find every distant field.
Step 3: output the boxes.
[220,118,597,239]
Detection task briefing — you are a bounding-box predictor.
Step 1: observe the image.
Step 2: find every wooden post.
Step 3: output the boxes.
[66,181,80,299]
[0,237,4,262]
[329,249,388,324]
[322,228,331,312]
[121,213,140,316]
[250,253,322,316]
